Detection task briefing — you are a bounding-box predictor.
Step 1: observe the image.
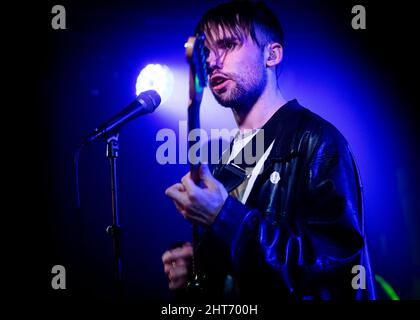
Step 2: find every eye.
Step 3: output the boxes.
[222,41,237,50]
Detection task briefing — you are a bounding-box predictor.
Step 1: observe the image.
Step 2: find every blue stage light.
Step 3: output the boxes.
[136,64,174,105]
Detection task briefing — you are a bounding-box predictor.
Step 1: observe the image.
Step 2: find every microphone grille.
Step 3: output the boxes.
[137,90,161,113]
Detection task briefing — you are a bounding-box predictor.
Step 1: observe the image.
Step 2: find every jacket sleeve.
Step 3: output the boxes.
[208,125,366,298]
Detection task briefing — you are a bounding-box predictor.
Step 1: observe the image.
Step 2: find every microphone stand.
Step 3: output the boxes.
[105,134,123,299]
[77,90,161,300]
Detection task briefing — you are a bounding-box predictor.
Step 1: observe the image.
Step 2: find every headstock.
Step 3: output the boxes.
[185,33,209,106]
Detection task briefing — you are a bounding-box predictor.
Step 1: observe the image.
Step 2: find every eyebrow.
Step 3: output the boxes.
[213,36,242,47]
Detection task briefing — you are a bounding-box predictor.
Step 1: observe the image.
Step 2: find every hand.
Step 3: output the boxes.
[165,164,228,226]
[162,242,193,290]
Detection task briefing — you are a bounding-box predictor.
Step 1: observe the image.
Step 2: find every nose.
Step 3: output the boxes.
[206,48,222,74]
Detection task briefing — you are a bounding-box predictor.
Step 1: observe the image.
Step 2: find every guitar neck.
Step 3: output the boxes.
[188,101,201,183]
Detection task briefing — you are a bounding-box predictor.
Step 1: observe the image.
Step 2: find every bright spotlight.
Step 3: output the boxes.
[136,64,174,105]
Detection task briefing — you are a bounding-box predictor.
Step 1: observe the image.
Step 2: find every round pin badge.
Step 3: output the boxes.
[270,171,281,184]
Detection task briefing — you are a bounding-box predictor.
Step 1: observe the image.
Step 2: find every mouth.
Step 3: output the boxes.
[210,75,231,91]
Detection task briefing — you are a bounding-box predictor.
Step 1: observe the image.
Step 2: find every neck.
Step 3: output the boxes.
[232,85,287,133]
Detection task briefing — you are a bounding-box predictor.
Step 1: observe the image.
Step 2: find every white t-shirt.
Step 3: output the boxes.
[226,130,275,204]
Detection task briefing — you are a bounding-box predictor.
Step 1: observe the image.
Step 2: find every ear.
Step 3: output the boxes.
[266,43,283,67]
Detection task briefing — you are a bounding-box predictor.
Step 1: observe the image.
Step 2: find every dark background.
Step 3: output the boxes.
[13,0,420,307]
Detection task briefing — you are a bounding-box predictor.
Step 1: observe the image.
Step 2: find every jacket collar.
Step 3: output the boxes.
[227,99,303,169]
[214,99,305,191]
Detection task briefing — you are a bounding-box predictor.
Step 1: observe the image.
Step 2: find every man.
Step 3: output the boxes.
[162,0,375,301]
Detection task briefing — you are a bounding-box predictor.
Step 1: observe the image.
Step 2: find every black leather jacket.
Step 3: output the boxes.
[195,99,376,301]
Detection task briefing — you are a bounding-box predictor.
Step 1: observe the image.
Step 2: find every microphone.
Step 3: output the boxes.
[82,90,161,145]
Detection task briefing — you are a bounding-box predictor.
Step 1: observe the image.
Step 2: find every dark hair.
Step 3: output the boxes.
[196,0,284,49]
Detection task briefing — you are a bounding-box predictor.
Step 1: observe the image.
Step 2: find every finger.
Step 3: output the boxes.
[174,258,188,267]
[181,171,191,181]
[200,163,220,190]
[165,184,189,207]
[173,200,187,216]
[173,183,186,192]
[164,257,188,273]
[181,174,200,197]
[165,183,185,197]
[162,248,184,264]
[164,263,171,274]
[168,266,188,282]
[182,242,192,248]
[162,251,172,264]
[167,262,189,290]
[162,247,193,264]
[174,245,194,259]
[199,163,212,181]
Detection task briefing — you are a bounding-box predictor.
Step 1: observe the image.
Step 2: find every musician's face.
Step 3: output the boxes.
[206,27,267,110]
